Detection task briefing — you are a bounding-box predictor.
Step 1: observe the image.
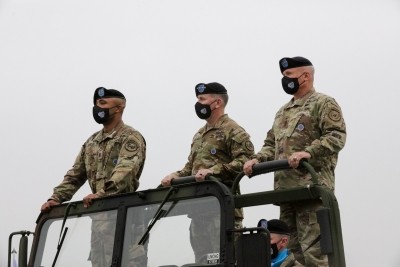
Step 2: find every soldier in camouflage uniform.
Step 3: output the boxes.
[41,87,146,267]
[244,57,346,267]
[258,219,304,267]
[161,82,254,263]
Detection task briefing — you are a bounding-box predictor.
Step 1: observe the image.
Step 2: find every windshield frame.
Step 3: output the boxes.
[29,181,235,267]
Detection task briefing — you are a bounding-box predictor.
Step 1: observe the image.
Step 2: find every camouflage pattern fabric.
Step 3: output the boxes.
[89,212,148,267]
[280,251,305,267]
[280,200,328,267]
[50,123,146,202]
[253,89,346,190]
[174,114,253,263]
[121,207,153,267]
[49,123,146,267]
[89,213,117,267]
[175,114,254,186]
[189,215,243,264]
[189,214,220,263]
[174,114,254,218]
[124,224,148,267]
[252,89,346,266]
[253,88,346,190]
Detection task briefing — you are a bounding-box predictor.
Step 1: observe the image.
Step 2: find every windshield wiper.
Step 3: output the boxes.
[138,187,177,245]
[52,203,76,267]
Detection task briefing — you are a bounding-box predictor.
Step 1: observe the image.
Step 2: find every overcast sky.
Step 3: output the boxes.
[1,0,400,266]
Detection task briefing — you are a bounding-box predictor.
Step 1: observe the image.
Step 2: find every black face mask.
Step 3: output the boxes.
[194,100,217,120]
[92,105,117,124]
[281,72,306,95]
[270,243,279,259]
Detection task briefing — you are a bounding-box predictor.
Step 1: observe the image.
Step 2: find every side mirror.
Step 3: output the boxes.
[18,235,29,267]
[8,231,33,267]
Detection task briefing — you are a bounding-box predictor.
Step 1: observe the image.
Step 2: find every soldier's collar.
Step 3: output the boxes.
[205,114,228,131]
[288,88,316,107]
[100,121,125,139]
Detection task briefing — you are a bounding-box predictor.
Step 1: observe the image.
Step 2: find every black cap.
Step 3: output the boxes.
[195,82,227,97]
[93,87,126,105]
[258,219,290,235]
[279,56,313,73]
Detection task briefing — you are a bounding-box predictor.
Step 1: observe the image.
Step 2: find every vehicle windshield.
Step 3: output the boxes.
[33,196,220,267]
[122,196,221,267]
[34,210,118,267]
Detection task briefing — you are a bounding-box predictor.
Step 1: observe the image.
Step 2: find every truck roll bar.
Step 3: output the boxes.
[231,159,318,194]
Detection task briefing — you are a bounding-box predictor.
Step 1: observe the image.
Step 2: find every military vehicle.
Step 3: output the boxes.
[8,160,346,267]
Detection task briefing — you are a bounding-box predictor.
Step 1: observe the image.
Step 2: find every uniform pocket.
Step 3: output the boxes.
[286,114,303,138]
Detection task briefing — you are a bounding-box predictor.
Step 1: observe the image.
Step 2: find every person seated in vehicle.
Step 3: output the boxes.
[258,219,304,267]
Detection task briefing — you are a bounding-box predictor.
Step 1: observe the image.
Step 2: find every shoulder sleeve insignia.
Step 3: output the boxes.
[244,140,254,151]
[328,108,342,122]
[125,140,139,153]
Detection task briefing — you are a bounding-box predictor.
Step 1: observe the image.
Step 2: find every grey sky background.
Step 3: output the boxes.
[1,0,399,266]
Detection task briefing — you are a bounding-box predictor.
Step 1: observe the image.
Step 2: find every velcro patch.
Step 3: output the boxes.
[125,140,139,152]
[328,109,341,122]
[245,140,254,151]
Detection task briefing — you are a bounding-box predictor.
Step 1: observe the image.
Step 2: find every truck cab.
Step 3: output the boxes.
[9,160,346,267]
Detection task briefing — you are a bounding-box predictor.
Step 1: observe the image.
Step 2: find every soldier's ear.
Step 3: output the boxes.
[281,236,289,246]
[115,106,122,113]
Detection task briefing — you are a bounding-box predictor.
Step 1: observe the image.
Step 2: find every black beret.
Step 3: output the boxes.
[195,82,227,97]
[93,87,126,105]
[279,56,313,73]
[258,219,290,235]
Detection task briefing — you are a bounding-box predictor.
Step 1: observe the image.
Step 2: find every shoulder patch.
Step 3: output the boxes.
[192,132,202,143]
[244,140,254,151]
[328,108,342,122]
[232,131,248,143]
[125,140,139,152]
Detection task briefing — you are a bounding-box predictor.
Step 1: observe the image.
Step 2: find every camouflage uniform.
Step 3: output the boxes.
[50,122,146,202]
[252,89,346,267]
[174,114,254,263]
[89,212,117,267]
[50,122,146,267]
[280,252,304,267]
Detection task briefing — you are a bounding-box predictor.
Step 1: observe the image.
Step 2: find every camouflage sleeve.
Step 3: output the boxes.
[252,128,276,163]
[175,133,199,177]
[252,109,281,163]
[304,98,347,159]
[175,162,193,177]
[99,131,146,196]
[210,129,255,179]
[50,145,88,203]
